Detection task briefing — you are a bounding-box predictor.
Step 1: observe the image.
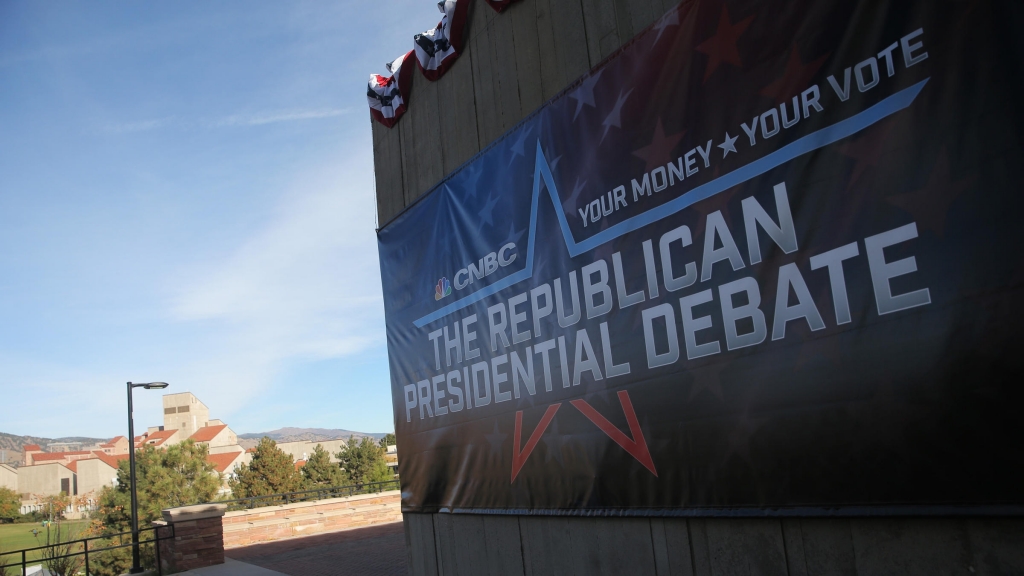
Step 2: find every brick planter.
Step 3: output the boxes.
[155,503,227,573]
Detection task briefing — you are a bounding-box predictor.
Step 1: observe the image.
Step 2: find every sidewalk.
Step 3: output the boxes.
[177,557,289,576]
[225,520,407,576]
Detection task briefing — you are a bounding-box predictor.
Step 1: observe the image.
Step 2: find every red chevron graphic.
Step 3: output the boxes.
[511,403,562,482]
[570,391,658,477]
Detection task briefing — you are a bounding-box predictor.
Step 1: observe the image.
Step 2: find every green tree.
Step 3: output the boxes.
[90,440,220,576]
[229,437,304,498]
[301,445,348,488]
[0,486,19,521]
[378,433,397,448]
[335,436,393,486]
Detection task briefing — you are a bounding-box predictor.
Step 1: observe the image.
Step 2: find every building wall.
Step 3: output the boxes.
[17,463,75,497]
[75,459,117,498]
[371,0,1024,573]
[163,392,211,439]
[0,464,17,492]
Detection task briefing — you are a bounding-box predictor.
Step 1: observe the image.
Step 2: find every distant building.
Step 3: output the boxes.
[0,463,17,491]
[22,444,42,466]
[162,392,211,440]
[98,436,129,455]
[18,462,76,498]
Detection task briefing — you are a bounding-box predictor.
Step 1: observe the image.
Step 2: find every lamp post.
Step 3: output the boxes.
[127,381,169,574]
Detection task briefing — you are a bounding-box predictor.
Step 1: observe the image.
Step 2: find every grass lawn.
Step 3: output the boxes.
[0,520,90,566]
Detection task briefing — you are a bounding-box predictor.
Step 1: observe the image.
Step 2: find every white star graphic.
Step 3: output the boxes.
[601,88,634,142]
[562,177,587,213]
[652,10,680,44]
[478,194,499,228]
[568,70,604,121]
[508,126,533,166]
[718,131,738,158]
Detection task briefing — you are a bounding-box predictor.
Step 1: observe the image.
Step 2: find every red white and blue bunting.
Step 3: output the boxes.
[367,0,474,127]
[367,50,415,128]
[414,0,470,81]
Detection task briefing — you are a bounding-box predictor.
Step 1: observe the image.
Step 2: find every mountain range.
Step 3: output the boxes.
[236,427,387,449]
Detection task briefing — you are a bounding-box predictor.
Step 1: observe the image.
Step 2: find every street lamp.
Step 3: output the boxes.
[126,381,169,574]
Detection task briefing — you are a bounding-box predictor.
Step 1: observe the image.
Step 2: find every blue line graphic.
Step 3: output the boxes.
[413,79,928,328]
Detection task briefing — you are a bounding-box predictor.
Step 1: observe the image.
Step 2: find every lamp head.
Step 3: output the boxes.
[129,382,170,389]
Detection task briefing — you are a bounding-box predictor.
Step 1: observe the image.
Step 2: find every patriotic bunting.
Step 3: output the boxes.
[483,0,521,13]
[413,0,469,81]
[367,50,414,128]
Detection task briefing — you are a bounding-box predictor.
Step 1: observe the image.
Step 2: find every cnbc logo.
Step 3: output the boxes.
[433,242,519,302]
[435,277,452,301]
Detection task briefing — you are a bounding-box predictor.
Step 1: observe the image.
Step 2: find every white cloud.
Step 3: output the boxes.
[167,148,383,411]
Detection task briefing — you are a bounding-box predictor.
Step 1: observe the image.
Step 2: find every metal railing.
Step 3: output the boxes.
[0,523,174,576]
[219,479,400,511]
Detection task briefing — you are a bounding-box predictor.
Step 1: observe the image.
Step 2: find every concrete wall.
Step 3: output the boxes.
[163,391,211,439]
[371,0,1024,573]
[75,458,117,497]
[17,462,74,497]
[0,464,17,491]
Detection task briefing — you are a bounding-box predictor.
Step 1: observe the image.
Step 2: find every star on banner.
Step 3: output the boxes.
[652,9,680,44]
[696,6,754,82]
[760,44,829,103]
[569,70,604,121]
[632,119,685,173]
[478,193,500,228]
[601,88,634,142]
[718,131,738,158]
[562,177,587,214]
[887,149,973,237]
[508,126,533,166]
[486,421,508,456]
[504,222,525,246]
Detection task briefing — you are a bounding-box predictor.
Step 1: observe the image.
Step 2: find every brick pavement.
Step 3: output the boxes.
[224,521,408,576]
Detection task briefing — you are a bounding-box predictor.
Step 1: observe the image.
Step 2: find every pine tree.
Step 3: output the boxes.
[335,436,394,486]
[229,437,304,498]
[378,433,397,448]
[301,444,348,487]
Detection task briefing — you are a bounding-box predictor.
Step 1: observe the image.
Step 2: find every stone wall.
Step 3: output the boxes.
[157,504,227,573]
[222,491,402,548]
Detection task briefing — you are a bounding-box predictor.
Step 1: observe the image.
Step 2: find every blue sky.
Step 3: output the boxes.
[0,1,440,438]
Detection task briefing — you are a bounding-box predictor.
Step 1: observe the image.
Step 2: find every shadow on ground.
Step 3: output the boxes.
[225,521,407,576]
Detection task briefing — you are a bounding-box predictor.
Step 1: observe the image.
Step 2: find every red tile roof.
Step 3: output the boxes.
[294,460,306,470]
[189,425,227,443]
[66,461,78,473]
[32,451,89,462]
[90,451,128,469]
[206,452,241,473]
[144,430,178,446]
[108,436,127,443]
[24,444,41,451]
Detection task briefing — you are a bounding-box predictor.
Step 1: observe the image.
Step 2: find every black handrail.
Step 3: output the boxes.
[0,523,174,576]
[218,479,400,511]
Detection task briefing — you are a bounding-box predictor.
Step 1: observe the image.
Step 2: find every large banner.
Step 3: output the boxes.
[377,0,1024,515]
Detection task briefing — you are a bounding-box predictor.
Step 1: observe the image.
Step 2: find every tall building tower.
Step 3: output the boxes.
[162,392,211,440]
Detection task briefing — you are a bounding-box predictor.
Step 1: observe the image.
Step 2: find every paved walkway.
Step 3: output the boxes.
[225,521,408,576]
[178,557,289,575]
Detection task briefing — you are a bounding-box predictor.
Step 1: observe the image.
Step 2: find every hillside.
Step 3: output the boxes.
[237,427,388,449]
[0,432,110,465]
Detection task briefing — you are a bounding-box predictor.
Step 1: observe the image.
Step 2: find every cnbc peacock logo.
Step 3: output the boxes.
[434,277,452,301]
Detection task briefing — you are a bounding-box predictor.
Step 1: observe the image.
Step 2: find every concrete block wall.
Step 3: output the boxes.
[373,0,679,226]
[403,515,1024,576]
[371,0,1024,574]
[222,491,402,548]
